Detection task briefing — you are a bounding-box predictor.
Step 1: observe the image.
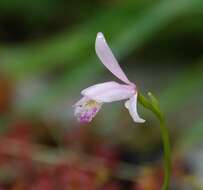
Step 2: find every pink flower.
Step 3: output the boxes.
[73,32,145,123]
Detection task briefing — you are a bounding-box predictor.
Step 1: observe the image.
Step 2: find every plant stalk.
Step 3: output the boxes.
[138,92,171,190]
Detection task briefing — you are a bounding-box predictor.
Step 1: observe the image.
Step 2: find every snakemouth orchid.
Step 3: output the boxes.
[73,32,145,123]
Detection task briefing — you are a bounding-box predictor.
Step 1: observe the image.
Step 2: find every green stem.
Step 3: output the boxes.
[138,92,171,190]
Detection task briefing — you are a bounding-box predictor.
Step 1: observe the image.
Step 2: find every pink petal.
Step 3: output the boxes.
[95,32,131,84]
[81,81,135,103]
[125,92,145,123]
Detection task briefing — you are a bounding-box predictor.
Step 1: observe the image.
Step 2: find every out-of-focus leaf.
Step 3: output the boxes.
[160,61,203,113]
[175,119,203,155]
[1,1,149,79]
[1,0,203,79]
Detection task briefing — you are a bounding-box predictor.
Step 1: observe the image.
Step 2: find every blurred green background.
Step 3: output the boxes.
[0,0,203,189]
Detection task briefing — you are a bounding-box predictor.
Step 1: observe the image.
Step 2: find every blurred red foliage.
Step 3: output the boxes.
[0,119,194,189]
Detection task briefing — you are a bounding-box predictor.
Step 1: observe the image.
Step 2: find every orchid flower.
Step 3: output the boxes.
[73,32,145,123]
[74,33,171,189]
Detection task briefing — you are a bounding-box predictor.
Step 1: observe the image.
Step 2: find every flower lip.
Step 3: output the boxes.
[74,98,102,123]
